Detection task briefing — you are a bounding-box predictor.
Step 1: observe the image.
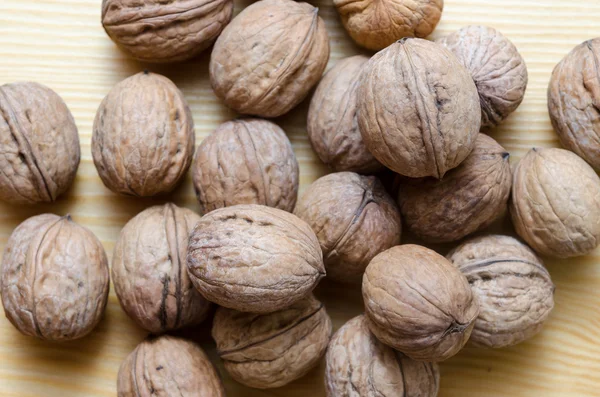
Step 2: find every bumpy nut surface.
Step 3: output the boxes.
[212,295,331,389]
[363,244,479,362]
[398,134,511,243]
[295,172,401,284]
[510,148,600,258]
[326,315,440,397]
[447,235,555,348]
[117,335,225,397]
[357,38,480,179]
[92,71,194,197]
[192,118,299,214]
[187,204,325,313]
[209,0,330,118]
[1,214,109,341]
[438,25,528,128]
[0,82,80,205]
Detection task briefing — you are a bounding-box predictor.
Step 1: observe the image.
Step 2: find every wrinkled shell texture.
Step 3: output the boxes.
[112,203,210,334]
[510,148,600,258]
[101,0,233,63]
[363,244,479,362]
[212,295,332,389]
[448,235,555,348]
[295,172,401,284]
[0,214,109,341]
[398,134,511,243]
[92,72,194,197]
[192,118,299,214]
[187,204,325,313]
[117,335,225,397]
[209,0,330,118]
[438,25,528,128]
[357,38,480,179]
[0,82,80,205]
[307,55,382,173]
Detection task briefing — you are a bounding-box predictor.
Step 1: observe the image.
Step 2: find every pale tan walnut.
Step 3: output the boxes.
[186,204,325,313]
[398,134,511,243]
[1,214,109,341]
[192,118,299,214]
[447,235,555,349]
[325,315,440,397]
[92,71,194,197]
[0,82,80,205]
[117,335,225,397]
[510,147,600,258]
[362,244,479,362]
[212,295,331,389]
[101,0,233,63]
[357,38,480,179]
[209,0,330,118]
[295,172,401,284]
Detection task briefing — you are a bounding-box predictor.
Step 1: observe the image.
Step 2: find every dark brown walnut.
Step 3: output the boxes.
[92,71,194,197]
[357,38,480,179]
[209,0,330,118]
[187,204,325,313]
[447,235,555,348]
[510,147,600,258]
[363,244,479,362]
[212,295,331,389]
[295,172,401,284]
[101,0,233,63]
[398,134,511,243]
[192,118,299,214]
[1,214,109,341]
[0,82,80,205]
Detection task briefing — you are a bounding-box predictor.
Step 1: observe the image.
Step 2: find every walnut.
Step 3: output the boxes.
[101,0,233,63]
[363,244,479,362]
[212,295,331,389]
[510,147,600,258]
[192,118,299,214]
[325,315,440,397]
[1,214,109,341]
[117,335,225,397]
[357,38,480,179]
[398,134,511,243]
[294,172,401,284]
[112,203,210,334]
[92,71,194,197]
[447,235,555,348]
[186,204,325,313]
[209,0,330,118]
[438,25,528,128]
[0,82,80,205]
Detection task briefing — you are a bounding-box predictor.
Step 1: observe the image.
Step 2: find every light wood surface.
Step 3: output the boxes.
[1,0,600,396]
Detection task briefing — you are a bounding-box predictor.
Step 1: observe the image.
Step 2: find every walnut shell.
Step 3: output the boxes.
[357,38,480,179]
[295,172,401,284]
[101,0,233,63]
[398,134,511,243]
[362,244,479,362]
[447,235,555,348]
[510,147,600,258]
[0,82,80,205]
[92,71,194,197]
[192,118,299,214]
[209,0,330,118]
[117,335,225,397]
[325,315,440,397]
[438,25,528,128]
[212,295,331,389]
[187,204,325,313]
[1,214,109,341]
